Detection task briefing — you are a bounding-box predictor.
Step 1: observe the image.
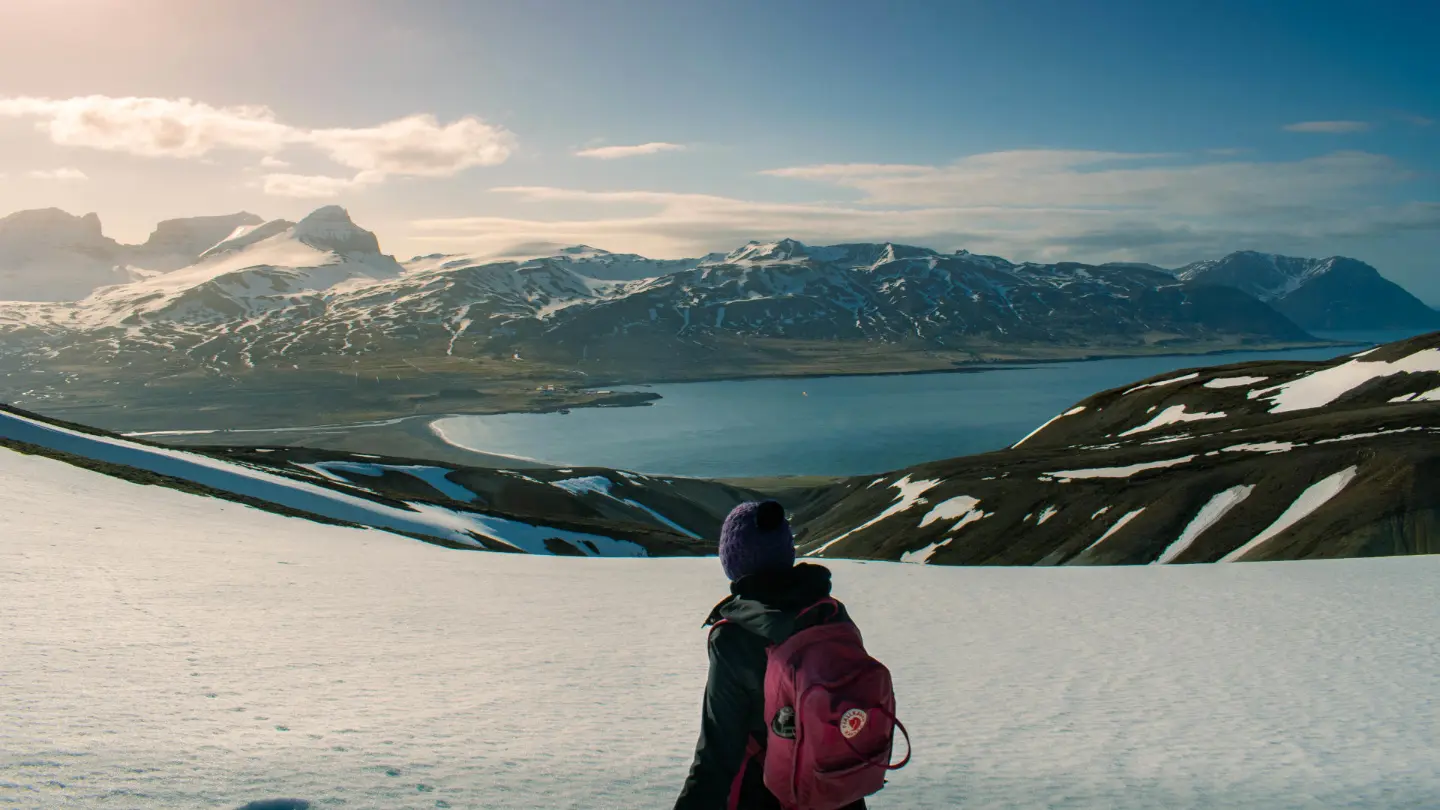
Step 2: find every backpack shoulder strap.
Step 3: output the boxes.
[793,596,845,633]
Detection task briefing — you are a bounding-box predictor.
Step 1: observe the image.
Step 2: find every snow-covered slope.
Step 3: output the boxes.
[417,244,707,281]
[799,332,1440,564]
[0,208,261,301]
[3,442,1439,808]
[1177,251,1440,330]
[0,404,746,555]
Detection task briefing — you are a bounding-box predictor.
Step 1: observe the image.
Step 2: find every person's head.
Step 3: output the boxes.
[718,500,795,582]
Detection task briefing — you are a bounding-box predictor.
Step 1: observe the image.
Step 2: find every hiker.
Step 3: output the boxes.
[675,500,907,810]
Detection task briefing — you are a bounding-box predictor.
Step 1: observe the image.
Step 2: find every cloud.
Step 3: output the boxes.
[0,96,292,157]
[756,149,1409,211]
[27,167,88,181]
[574,142,686,159]
[0,95,516,194]
[1400,114,1434,127]
[259,155,291,168]
[1283,120,1372,133]
[310,114,514,176]
[409,149,1434,267]
[261,172,381,199]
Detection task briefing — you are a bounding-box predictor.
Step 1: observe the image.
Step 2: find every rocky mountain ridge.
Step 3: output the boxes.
[0,208,262,301]
[1177,250,1439,331]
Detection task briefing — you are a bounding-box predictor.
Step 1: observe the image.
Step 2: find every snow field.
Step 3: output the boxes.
[7,447,1440,808]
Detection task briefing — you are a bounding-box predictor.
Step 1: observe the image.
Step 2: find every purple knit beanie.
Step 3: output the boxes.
[719,501,795,582]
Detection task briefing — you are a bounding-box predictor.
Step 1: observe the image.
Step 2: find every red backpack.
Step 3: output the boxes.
[748,598,911,810]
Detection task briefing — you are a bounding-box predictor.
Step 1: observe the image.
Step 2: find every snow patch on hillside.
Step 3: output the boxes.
[1120,405,1227,437]
[1012,406,1086,448]
[1084,508,1146,553]
[551,475,701,539]
[810,475,942,555]
[1204,376,1268,389]
[1048,456,1196,482]
[303,461,478,502]
[1253,349,1440,413]
[1124,372,1199,395]
[1221,467,1359,562]
[1154,486,1255,564]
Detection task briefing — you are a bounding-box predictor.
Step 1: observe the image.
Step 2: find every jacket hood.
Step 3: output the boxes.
[704,562,837,644]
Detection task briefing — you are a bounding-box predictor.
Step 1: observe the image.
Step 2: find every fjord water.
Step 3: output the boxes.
[432,334,1420,478]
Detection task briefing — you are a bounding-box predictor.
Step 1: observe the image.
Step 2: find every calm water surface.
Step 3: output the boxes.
[433,332,1424,478]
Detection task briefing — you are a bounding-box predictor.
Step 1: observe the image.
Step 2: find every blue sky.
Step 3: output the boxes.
[0,0,1436,298]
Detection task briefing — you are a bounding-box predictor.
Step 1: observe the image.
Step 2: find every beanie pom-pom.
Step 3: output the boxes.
[756,500,785,531]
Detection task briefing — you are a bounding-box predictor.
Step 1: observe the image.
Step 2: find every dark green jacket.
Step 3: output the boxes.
[675,563,864,810]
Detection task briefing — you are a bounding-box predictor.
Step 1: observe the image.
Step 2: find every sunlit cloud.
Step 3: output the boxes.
[0,96,291,157]
[312,114,514,176]
[0,95,516,196]
[259,155,291,168]
[412,149,1432,267]
[261,172,382,199]
[1283,120,1372,133]
[574,142,686,159]
[27,167,88,181]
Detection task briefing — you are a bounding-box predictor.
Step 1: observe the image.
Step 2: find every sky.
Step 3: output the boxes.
[0,0,1436,299]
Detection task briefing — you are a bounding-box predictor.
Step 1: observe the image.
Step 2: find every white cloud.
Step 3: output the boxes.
[574,142,686,159]
[1283,120,1372,133]
[261,172,381,199]
[0,96,292,157]
[757,150,1409,212]
[0,95,516,195]
[409,149,1433,267]
[259,155,291,168]
[27,167,88,181]
[310,114,514,176]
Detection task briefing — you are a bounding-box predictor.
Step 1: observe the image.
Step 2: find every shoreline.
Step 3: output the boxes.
[597,339,1355,389]
[143,337,1367,472]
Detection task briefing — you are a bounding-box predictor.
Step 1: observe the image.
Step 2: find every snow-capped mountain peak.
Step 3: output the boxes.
[1178,251,1439,330]
[723,238,813,264]
[291,205,383,255]
[22,207,406,331]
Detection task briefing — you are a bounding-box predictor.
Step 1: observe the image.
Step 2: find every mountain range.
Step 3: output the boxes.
[0,206,1321,363]
[0,208,263,301]
[1,205,1436,428]
[1177,251,1440,331]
